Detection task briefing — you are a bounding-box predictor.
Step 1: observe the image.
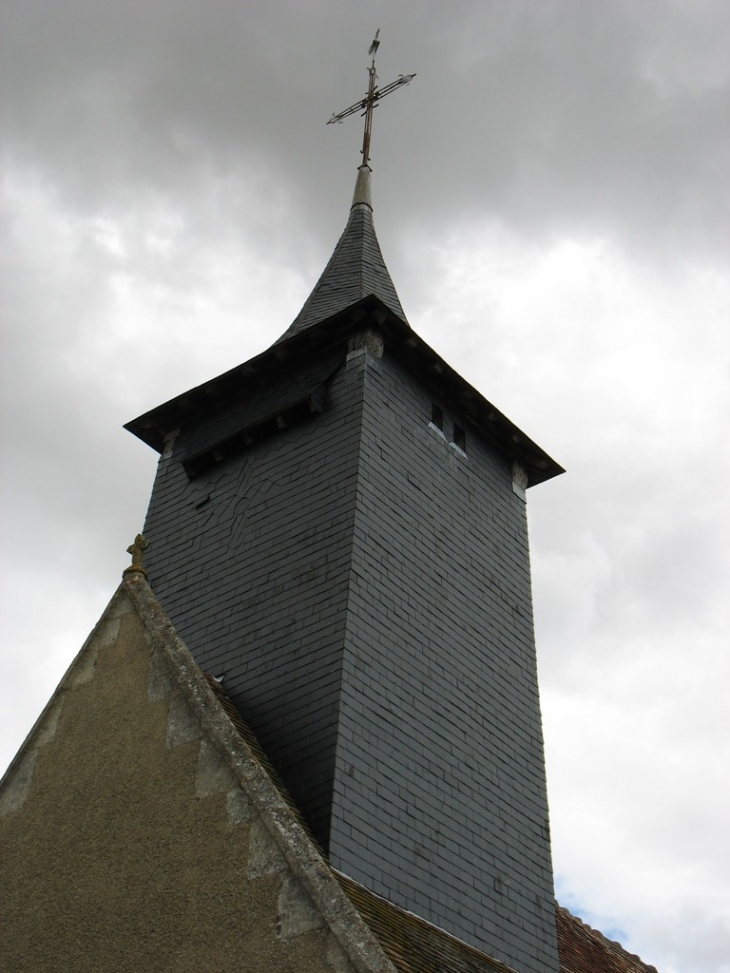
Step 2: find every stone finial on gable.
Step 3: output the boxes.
[124,533,149,578]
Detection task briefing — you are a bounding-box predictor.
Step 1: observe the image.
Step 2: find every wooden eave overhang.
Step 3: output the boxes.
[124,295,563,488]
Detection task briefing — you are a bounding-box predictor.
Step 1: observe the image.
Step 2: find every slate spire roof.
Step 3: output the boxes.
[277,165,407,343]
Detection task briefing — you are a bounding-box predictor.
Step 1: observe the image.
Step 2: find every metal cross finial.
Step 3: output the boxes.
[327,31,415,167]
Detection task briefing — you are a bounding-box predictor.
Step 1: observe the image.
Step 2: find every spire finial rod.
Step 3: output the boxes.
[327,31,415,168]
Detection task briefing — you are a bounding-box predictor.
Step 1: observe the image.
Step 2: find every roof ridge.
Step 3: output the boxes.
[556,905,659,973]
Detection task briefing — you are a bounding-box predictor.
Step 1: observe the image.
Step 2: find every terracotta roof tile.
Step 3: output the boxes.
[556,906,658,973]
[336,872,520,973]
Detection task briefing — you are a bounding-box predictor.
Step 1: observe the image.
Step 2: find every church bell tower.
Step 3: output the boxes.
[126,42,563,973]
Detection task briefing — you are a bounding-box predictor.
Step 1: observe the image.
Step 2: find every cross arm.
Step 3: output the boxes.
[327,97,369,125]
[327,73,416,125]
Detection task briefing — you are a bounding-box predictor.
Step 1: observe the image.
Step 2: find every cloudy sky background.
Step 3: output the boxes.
[2,2,729,970]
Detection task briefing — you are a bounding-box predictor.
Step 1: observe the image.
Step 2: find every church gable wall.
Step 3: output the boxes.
[0,592,368,973]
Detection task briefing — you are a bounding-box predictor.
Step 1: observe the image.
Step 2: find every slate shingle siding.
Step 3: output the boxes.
[174,353,343,466]
[329,348,559,973]
[141,341,558,973]
[142,357,365,841]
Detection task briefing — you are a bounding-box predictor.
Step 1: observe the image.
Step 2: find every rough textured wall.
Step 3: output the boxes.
[0,594,353,973]
[142,354,364,845]
[328,348,560,973]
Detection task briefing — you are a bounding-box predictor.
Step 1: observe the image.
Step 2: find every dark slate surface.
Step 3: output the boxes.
[139,341,558,973]
[141,357,365,842]
[174,352,343,465]
[326,348,560,973]
[277,203,407,343]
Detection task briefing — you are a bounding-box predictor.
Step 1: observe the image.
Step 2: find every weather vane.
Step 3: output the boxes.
[327,30,416,167]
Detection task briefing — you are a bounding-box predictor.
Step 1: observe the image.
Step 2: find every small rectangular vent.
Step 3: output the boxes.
[453,424,466,452]
[429,403,467,457]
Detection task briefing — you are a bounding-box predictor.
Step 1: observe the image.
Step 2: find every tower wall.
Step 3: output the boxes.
[328,347,559,973]
[141,338,558,973]
[142,354,365,842]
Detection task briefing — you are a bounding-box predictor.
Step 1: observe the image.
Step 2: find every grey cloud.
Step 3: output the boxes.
[3,1,728,261]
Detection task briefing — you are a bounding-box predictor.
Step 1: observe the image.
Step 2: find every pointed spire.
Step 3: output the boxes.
[277,166,407,343]
[276,35,415,344]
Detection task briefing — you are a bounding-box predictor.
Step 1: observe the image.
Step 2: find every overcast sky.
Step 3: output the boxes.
[1,2,729,971]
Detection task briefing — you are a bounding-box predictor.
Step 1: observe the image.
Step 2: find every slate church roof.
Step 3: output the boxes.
[125,167,563,486]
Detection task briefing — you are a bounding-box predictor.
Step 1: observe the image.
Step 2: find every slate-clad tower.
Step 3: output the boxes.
[127,164,564,973]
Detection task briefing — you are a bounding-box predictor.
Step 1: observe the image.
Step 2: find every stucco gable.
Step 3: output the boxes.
[1,572,656,973]
[0,574,396,973]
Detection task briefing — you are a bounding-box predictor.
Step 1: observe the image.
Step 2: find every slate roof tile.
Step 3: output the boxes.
[277,202,407,343]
